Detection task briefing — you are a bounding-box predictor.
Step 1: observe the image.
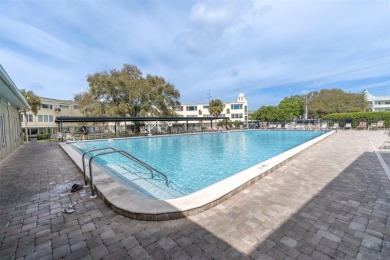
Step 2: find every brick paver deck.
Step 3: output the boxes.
[0,130,389,259]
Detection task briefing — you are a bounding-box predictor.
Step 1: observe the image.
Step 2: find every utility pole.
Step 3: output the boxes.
[208,90,212,102]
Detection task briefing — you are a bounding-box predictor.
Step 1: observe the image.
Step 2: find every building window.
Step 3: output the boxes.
[186,115,197,117]
[385,102,390,105]
[13,117,19,141]
[60,104,69,108]
[203,105,209,109]
[42,104,53,109]
[231,104,242,110]
[231,113,243,119]
[198,110,202,115]
[174,106,183,111]
[227,109,230,114]
[38,114,54,122]
[1,114,5,146]
[28,114,33,122]
[73,105,79,109]
[186,106,197,111]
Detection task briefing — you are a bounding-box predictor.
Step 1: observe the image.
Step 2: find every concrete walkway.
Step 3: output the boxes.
[0,130,389,260]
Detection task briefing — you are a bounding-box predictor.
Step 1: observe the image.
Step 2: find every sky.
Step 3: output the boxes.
[1,0,389,110]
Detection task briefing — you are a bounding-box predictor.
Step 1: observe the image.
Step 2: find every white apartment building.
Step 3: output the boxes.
[23,97,84,135]
[174,93,249,126]
[364,90,390,112]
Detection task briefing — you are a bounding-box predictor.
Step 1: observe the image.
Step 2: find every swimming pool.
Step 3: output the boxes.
[69,130,326,198]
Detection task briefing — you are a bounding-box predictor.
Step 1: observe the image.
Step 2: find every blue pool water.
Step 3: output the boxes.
[70,130,325,197]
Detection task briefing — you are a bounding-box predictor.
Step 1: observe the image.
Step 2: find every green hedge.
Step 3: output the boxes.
[323,112,390,128]
[37,133,51,140]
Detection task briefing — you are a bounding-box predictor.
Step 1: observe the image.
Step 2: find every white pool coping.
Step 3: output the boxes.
[60,130,335,220]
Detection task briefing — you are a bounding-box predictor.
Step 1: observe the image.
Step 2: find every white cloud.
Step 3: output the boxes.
[175,1,253,55]
[1,17,82,64]
[0,0,389,110]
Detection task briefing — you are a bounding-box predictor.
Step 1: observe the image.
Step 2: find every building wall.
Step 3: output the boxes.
[364,90,390,112]
[0,98,23,160]
[175,93,249,126]
[0,65,30,161]
[23,97,84,134]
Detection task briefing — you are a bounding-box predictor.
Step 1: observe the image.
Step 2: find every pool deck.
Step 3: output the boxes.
[1,130,389,259]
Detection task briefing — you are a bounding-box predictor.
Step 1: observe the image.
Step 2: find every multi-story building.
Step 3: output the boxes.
[174,93,249,126]
[24,93,249,136]
[23,97,84,135]
[364,90,390,112]
[0,65,29,160]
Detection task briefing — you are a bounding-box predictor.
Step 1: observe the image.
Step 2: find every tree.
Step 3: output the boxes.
[145,75,181,116]
[208,99,223,117]
[278,95,304,120]
[251,105,279,121]
[307,89,368,118]
[20,89,41,142]
[75,64,180,117]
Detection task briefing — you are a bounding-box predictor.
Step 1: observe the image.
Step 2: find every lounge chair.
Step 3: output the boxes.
[368,123,377,130]
[305,124,313,130]
[331,123,339,130]
[268,123,276,129]
[320,123,328,130]
[377,120,385,130]
[207,126,219,132]
[357,122,367,130]
[344,123,352,130]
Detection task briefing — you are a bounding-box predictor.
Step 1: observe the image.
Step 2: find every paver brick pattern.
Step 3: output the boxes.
[0,130,389,259]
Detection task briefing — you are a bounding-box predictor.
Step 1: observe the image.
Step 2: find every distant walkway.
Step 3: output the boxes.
[0,130,389,259]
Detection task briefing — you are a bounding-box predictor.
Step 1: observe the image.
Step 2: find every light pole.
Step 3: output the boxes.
[305,95,308,120]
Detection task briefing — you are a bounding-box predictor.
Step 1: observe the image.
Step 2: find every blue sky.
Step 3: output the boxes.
[1,0,389,110]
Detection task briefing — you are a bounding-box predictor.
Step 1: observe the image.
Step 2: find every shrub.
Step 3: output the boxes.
[37,133,51,140]
[323,112,390,128]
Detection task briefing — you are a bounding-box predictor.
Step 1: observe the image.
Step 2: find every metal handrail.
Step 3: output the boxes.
[88,149,169,198]
[82,147,116,186]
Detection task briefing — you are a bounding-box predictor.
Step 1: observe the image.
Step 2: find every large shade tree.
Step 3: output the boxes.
[208,99,223,117]
[20,89,41,142]
[74,64,180,117]
[252,89,369,121]
[251,105,280,121]
[307,89,369,118]
[278,95,304,120]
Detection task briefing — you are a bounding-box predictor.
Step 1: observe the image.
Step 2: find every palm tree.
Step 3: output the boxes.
[20,89,41,142]
[208,99,223,117]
